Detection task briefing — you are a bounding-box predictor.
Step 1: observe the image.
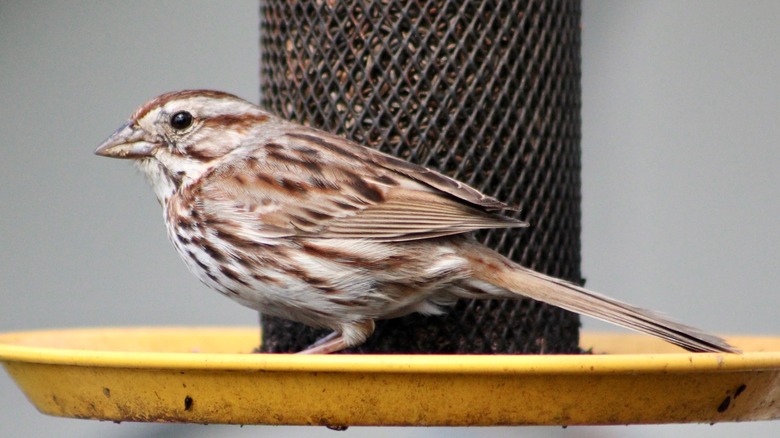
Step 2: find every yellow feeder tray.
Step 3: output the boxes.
[1,327,779,427]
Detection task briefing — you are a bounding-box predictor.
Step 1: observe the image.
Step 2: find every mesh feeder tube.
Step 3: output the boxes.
[258,0,582,354]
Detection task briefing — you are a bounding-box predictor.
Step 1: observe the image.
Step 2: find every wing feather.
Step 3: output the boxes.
[188,122,527,242]
[285,131,512,211]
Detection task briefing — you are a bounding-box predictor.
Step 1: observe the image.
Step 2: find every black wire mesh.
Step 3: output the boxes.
[258,0,583,354]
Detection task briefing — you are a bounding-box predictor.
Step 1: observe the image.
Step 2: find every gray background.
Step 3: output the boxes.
[1,1,778,437]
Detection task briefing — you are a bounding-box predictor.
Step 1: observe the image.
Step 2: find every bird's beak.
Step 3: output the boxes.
[95,122,156,159]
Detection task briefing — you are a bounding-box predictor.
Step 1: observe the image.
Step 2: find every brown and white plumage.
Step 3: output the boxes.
[96,90,738,354]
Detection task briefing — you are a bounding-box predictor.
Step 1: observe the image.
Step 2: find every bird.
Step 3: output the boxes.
[95,90,738,354]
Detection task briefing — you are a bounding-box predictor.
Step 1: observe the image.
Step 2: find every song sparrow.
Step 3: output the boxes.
[95,90,737,354]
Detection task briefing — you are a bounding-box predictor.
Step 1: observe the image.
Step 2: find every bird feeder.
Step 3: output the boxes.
[259,0,581,355]
[3,0,779,429]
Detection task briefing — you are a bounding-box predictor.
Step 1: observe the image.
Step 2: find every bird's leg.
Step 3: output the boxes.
[297,320,375,354]
[298,332,347,354]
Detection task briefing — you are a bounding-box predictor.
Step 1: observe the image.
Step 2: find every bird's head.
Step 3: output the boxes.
[95,90,271,203]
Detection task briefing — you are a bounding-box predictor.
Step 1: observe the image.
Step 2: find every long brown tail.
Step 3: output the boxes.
[467,248,739,353]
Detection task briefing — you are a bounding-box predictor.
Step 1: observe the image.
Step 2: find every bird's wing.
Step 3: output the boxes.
[186,126,526,242]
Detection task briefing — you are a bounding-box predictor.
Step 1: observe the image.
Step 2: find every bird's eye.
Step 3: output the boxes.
[170,111,193,130]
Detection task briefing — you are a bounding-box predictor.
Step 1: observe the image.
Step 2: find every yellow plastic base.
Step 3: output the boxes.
[1,327,779,427]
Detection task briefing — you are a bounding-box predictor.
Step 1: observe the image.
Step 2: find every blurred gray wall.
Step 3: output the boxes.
[1,1,777,437]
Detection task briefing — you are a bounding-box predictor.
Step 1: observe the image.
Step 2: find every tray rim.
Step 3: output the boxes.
[1,326,778,375]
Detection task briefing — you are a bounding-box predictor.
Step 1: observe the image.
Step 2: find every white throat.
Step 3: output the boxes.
[135,158,182,207]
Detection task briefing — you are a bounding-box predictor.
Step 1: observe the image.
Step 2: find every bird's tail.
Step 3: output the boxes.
[466,247,739,353]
